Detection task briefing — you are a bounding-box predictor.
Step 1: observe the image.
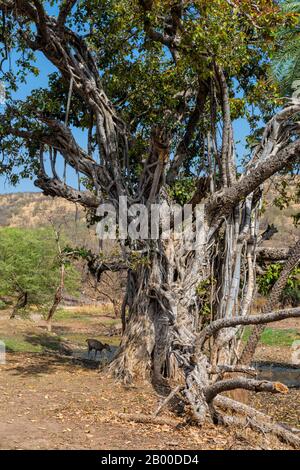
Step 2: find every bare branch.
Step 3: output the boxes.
[215,395,300,449]
[207,139,300,221]
[206,104,300,221]
[257,247,290,262]
[57,0,77,27]
[215,65,236,187]
[153,385,182,418]
[197,307,300,350]
[208,365,257,377]
[222,414,300,449]
[35,174,100,208]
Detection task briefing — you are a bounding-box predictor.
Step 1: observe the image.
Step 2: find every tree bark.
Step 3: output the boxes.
[46,264,65,332]
[10,291,27,319]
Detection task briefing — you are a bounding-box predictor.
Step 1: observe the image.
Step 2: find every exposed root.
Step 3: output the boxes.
[152,385,183,418]
[214,395,300,449]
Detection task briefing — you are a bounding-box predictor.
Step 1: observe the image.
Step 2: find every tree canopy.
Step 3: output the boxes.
[0,0,296,196]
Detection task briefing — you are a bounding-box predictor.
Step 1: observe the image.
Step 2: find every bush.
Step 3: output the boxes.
[258,262,300,306]
[0,227,81,311]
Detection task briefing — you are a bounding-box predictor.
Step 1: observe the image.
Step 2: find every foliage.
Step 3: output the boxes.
[258,262,300,305]
[0,0,291,186]
[0,227,80,310]
[271,0,300,95]
[168,178,196,205]
[196,278,216,318]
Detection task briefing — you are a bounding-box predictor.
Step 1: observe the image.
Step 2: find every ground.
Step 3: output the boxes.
[0,306,299,450]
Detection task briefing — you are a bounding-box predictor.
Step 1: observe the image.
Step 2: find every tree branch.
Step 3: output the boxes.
[204,378,288,403]
[206,104,300,221]
[34,174,100,208]
[167,80,209,184]
[207,139,300,221]
[215,395,300,449]
[208,365,257,376]
[57,0,77,27]
[257,247,290,262]
[196,307,300,350]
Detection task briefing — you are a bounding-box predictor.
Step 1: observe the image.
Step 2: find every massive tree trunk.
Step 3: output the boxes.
[111,198,254,384]
[112,231,208,382]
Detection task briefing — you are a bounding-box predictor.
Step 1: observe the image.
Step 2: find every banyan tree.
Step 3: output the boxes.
[0,0,299,446]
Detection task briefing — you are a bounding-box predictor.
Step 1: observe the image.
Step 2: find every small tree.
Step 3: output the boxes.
[0,227,80,318]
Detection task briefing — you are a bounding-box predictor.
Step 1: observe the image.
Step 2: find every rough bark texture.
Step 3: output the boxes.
[46,264,65,332]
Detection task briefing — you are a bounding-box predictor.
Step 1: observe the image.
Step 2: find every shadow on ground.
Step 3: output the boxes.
[5,332,119,376]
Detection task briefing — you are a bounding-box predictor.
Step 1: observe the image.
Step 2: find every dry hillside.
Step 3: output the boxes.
[0,180,299,249]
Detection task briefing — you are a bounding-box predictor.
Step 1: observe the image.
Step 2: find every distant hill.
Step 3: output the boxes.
[0,192,99,251]
[0,180,299,249]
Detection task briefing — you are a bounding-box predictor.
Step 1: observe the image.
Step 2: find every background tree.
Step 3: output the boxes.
[0,227,80,317]
[0,0,299,442]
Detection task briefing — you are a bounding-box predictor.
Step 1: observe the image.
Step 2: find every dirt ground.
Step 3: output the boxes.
[0,309,299,450]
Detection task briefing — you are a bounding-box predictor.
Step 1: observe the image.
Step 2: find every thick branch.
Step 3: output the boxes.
[204,378,288,403]
[197,307,300,350]
[206,103,300,222]
[206,139,300,221]
[34,174,100,208]
[257,247,290,262]
[167,81,209,184]
[57,0,77,27]
[208,365,257,376]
